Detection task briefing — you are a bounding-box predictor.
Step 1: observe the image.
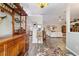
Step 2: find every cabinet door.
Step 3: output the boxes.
[18,37,25,55]
[0,44,4,56]
[5,40,18,56]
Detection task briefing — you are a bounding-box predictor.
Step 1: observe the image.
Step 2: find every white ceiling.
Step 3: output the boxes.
[21,3,79,25]
[21,3,67,25]
[21,3,67,15]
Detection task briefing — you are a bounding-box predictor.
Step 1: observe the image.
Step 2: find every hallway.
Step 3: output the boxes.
[0,3,79,56]
[25,3,67,56]
[0,3,67,56]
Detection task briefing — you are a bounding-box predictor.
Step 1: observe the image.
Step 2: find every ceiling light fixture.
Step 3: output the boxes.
[37,3,48,8]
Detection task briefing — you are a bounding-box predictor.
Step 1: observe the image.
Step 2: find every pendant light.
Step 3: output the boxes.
[37,3,48,8]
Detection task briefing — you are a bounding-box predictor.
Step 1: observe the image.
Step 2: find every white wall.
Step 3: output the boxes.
[0,12,12,37]
[27,15,43,32]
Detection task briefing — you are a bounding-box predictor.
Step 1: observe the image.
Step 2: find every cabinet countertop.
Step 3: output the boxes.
[0,33,26,44]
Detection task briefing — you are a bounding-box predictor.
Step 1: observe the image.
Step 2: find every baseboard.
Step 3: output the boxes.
[66,47,78,56]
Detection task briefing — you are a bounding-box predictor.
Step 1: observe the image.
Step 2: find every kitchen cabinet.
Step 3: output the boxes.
[0,34,28,56]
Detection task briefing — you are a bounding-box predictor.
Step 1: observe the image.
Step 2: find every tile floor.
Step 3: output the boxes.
[26,35,75,56]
